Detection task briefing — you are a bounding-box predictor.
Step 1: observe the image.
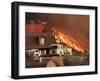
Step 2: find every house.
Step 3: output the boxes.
[25,22,56,56]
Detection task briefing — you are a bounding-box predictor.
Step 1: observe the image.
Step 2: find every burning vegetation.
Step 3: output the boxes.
[51,28,85,53]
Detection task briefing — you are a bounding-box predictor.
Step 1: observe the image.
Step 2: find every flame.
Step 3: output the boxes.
[51,28,85,53]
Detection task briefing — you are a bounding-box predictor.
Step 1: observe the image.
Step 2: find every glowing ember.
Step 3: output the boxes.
[51,28,85,53]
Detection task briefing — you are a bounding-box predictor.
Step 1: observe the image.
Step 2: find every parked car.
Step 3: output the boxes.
[31,49,41,57]
[26,49,41,57]
[49,43,67,56]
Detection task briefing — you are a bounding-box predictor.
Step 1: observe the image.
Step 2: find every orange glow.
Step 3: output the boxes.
[51,28,85,53]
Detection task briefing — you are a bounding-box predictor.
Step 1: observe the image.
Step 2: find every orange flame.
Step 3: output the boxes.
[51,28,85,53]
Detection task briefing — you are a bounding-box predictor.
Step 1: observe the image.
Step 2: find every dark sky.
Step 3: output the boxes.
[26,13,89,52]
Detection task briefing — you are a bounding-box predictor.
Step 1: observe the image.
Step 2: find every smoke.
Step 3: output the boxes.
[26,13,89,52]
[47,14,89,52]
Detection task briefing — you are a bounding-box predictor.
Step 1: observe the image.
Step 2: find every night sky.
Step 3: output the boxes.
[26,13,89,52]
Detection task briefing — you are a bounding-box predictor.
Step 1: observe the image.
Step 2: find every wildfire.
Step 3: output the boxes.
[51,28,85,53]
